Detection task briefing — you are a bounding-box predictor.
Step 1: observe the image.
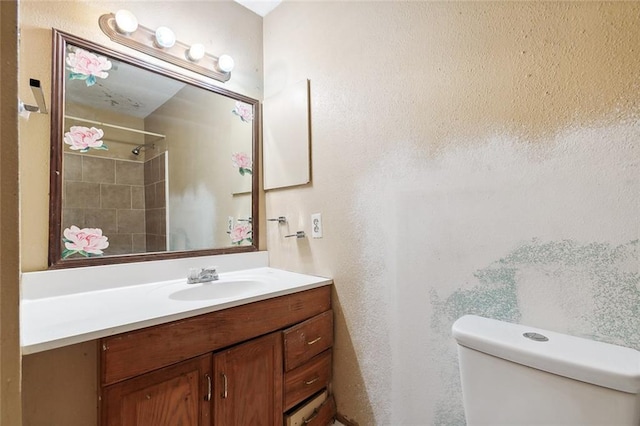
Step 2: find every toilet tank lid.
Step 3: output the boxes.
[452,315,640,394]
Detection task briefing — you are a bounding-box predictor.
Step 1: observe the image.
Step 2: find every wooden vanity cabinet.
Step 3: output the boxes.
[99,286,333,426]
[213,332,282,425]
[101,354,212,426]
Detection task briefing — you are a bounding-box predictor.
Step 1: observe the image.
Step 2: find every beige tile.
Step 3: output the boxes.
[144,158,158,184]
[62,208,85,230]
[131,186,145,209]
[105,233,132,256]
[146,234,167,252]
[84,209,117,234]
[116,161,144,185]
[65,182,101,209]
[144,184,156,210]
[145,208,165,236]
[63,153,82,181]
[158,153,166,181]
[101,184,131,209]
[117,209,146,234]
[131,234,147,253]
[82,156,115,184]
[155,182,166,209]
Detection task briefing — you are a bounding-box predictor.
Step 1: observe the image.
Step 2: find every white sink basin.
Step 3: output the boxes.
[169,279,267,301]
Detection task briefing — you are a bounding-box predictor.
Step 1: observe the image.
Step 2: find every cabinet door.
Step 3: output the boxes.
[214,332,283,426]
[102,354,212,426]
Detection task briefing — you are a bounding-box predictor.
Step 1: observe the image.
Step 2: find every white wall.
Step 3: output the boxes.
[264,2,640,424]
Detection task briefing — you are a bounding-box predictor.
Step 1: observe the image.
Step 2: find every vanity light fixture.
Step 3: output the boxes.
[187,43,205,62]
[99,12,232,83]
[217,54,235,73]
[114,9,138,34]
[154,26,176,49]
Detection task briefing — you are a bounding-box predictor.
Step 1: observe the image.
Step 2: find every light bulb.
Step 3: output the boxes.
[114,10,138,34]
[217,54,234,73]
[155,26,176,48]
[187,44,205,62]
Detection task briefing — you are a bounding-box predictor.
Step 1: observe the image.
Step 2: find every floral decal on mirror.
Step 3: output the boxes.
[232,152,252,176]
[62,226,109,258]
[230,223,252,245]
[232,101,254,122]
[66,47,112,87]
[64,126,108,152]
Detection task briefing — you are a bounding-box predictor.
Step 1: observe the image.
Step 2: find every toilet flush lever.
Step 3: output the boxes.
[523,332,548,342]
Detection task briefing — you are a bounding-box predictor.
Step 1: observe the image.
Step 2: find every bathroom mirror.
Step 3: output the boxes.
[49,30,259,268]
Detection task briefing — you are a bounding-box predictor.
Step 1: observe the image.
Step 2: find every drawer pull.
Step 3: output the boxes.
[205,374,212,401]
[304,376,320,386]
[221,373,228,399]
[306,336,322,345]
[303,409,319,424]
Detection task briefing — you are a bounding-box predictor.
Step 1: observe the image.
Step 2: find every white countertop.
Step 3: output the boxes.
[21,266,332,355]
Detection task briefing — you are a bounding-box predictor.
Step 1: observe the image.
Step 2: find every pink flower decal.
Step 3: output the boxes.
[231,152,252,176]
[230,223,252,245]
[62,226,109,258]
[66,48,112,86]
[64,126,108,152]
[232,101,254,122]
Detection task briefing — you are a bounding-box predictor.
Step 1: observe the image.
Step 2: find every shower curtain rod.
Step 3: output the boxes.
[64,115,166,139]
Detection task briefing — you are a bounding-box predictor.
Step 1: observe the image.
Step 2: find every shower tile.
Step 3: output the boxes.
[65,182,101,209]
[116,161,144,185]
[146,233,167,252]
[145,208,165,235]
[155,182,166,209]
[144,184,156,209]
[131,186,145,209]
[82,156,115,184]
[62,208,85,230]
[158,153,166,181]
[84,209,117,234]
[106,234,132,256]
[117,209,145,234]
[101,184,131,209]
[132,234,147,253]
[144,156,161,184]
[63,153,82,181]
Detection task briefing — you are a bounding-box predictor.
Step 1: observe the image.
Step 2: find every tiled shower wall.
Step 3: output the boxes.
[144,152,167,252]
[62,153,146,255]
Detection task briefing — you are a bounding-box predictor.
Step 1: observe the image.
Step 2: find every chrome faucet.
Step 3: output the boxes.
[187,267,219,284]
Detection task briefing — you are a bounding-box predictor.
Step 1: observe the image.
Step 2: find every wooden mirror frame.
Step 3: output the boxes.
[48,29,259,269]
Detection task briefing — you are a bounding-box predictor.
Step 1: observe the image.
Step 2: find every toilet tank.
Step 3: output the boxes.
[452,315,640,426]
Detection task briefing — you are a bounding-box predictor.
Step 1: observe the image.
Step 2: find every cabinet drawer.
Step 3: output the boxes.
[285,391,336,426]
[284,350,332,411]
[283,310,333,371]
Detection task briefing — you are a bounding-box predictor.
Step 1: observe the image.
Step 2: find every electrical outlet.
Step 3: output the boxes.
[227,216,234,233]
[311,213,323,238]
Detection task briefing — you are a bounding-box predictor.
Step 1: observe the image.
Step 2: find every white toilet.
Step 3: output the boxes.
[452,315,640,425]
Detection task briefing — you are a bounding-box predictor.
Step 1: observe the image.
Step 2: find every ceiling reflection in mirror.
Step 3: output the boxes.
[49,30,259,268]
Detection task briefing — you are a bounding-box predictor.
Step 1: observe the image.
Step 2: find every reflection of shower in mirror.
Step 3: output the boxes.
[131,143,155,155]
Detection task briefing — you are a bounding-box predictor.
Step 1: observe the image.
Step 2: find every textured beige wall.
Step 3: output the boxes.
[264,2,640,424]
[18,2,262,424]
[1,1,22,424]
